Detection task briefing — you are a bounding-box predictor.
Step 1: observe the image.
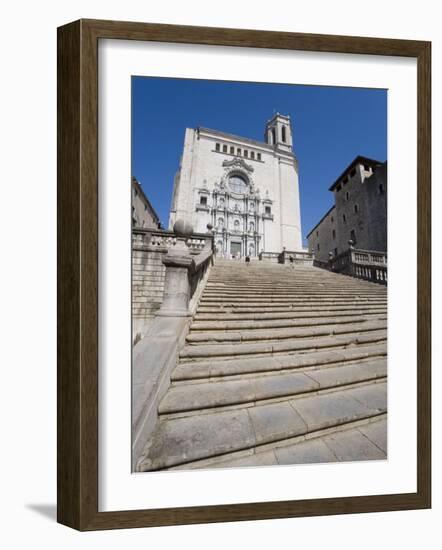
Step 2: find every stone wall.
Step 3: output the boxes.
[307,160,387,260]
[132,246,166,343]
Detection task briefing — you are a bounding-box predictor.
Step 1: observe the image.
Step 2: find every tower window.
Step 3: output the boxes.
[271,128,276,145]
[222,144,227,153]
[265,206,271,215]
[316,231,319,237]
[346,191,350,201]
[257,153,261,161]
[215,143,220,151]
[251,151,255,159]
[331,216,334,223]
[200,196,207,205]
[244,150,248,158]
[354,204,359,213]
[230,146,234,154]
[343,214,346,223]
[317,243,320,251]
[237,148,241,156]
[332,229,336,239]
[350,229,356,243]
[282,125,287,143]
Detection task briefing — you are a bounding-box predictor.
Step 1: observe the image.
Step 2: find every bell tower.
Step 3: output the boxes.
[265,113,293,153]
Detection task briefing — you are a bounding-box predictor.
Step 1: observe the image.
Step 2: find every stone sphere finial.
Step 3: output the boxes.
[173,219,194,237]
[206,223,213,231]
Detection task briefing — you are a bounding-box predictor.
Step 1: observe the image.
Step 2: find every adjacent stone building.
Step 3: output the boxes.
[169,113,303,258]
[132,176,161,229]
[307,156,387,262]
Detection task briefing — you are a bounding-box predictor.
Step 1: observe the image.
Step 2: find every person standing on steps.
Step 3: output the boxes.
[289,255,294,268]
[245,255,251,266]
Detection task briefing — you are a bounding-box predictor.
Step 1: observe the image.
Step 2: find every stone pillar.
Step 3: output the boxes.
[156,220,194,318]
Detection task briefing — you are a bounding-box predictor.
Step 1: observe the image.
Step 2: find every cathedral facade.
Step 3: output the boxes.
[169,114,303,258]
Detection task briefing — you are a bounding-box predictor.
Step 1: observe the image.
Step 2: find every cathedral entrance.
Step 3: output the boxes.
[230,241,242,259]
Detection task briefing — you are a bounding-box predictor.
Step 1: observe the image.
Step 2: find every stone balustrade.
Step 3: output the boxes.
[314,246,387,285]
[132,227,214,342]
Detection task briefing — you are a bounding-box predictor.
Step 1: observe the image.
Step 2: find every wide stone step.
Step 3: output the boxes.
[190,312,386,331]
[201,296,386,304]
[179,329,387,362]
[197,302,387,314]
[160,359,387,415]
[137,381,387,470]
[175,416,387,469]
[173,342,387,380]
[186,315,387,344]
[194,307,387,321]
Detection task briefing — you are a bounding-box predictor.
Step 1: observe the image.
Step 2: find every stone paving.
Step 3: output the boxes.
[137,260,387,471]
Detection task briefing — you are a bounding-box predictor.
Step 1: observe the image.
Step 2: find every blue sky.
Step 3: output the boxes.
[132,77,387,245]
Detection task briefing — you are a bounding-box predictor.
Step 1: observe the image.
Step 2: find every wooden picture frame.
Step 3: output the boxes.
[57,18,431,530]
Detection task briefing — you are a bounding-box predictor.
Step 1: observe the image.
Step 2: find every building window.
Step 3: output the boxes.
[222,144,227,153]
[343,214,346,223]
[350,229,356,243]
[271,128,276,145]
[251,151,255,159]
[332,229,336,239]
[354,204,358,213]
[379,183,384,194]
[257,153,261,161]
[200,196,207,206]
[244,150,249,158]
[331,216,334,223]
[317,243,320,251]
[282,125,287,143]
[350,168,356,177]
[265,206,271,215]
[215,143,220,151]
[316,230,319,237]
[334,248,338,256]
[346,191,350,200]
[229,174,248,194]
[230,146,234,154]
[237,148,241,156]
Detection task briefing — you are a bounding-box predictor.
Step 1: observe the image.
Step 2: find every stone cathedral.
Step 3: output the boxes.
[169,113,303,258]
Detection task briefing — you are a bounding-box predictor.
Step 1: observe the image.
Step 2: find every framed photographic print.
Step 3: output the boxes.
[57,19,431,530]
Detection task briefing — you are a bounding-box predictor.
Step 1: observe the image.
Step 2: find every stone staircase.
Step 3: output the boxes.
[137,259,387,471]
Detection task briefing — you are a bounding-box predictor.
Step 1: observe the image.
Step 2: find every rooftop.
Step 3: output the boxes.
[329,155,384,191]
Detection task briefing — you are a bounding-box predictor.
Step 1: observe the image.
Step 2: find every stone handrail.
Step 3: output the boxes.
[314,247,387,285]
[132,221,214,469]
[132,227,211,254]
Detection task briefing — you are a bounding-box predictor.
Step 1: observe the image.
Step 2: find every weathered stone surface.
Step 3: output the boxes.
[140,409,256,470]
[322,429,386,461]
[358,418,387,453]
[290,386,382,431]
[247,402,307,444]
[274,438,337,465]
